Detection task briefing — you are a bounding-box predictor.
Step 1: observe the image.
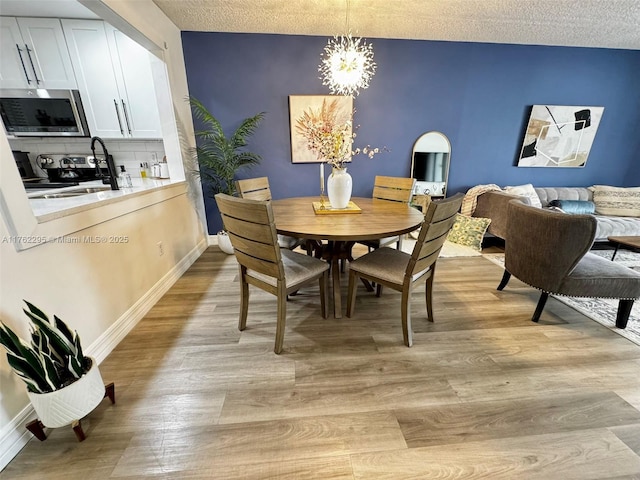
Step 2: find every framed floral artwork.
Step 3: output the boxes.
[517,105,604,167]
[289,95,353,164]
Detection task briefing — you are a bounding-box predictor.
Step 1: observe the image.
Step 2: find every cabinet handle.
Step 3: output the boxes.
[15,44,32,85]
[24,45,41,85]
[121,100,132,135]
[113,99,124,136]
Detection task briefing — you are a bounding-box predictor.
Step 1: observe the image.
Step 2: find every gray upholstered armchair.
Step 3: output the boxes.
[497,200,640,327]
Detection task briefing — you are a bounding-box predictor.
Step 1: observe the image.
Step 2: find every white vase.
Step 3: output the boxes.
[27,357,105,428]
[217,231,234,254]
[327,167,353,209]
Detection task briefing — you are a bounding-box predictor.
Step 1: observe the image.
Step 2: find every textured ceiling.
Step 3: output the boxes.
[152,0,640,50]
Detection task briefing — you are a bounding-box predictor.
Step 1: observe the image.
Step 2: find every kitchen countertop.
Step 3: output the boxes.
[28,178,181,220]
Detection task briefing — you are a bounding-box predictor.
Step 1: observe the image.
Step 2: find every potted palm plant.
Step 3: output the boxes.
[0,301,109,440]
[189,96,265,253]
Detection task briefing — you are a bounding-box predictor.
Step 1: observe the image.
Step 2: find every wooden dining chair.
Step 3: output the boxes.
[347,193,463,347]
[358,176,417,252]
[236,177,301,250]
[235,176,272,201]
[215,193,329,354]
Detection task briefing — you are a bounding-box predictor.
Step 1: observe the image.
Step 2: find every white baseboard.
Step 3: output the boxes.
[0,237,208,472]
[0,404,37,472]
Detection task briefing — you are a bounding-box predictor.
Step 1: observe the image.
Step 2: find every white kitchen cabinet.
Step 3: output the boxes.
[61,19,162,139]
[104,24,162,139]
[0,18,33,88]
[0,17,77,90]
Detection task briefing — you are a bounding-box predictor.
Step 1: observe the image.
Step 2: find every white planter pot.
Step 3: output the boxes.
[217,231,234,254]
[27,357,105,428]
[327,167,353,209]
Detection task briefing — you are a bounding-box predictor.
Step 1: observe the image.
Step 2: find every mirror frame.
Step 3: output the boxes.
[410,131,451,198]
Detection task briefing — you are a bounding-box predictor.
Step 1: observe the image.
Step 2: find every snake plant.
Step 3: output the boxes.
[0,301,89,394]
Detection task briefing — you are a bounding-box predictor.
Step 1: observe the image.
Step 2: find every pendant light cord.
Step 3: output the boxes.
[345,0,350,33]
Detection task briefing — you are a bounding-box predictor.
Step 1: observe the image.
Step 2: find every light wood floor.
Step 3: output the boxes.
[3,245,640,479]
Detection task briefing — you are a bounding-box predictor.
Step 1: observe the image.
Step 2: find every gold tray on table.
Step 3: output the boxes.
[312,201,362,214]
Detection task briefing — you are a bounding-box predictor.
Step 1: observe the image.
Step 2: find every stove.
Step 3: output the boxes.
[37,153,111,184]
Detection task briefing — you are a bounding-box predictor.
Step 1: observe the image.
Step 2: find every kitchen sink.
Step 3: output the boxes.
[68,186,113,194]
[29,186,113,199]
[29,192,88,199]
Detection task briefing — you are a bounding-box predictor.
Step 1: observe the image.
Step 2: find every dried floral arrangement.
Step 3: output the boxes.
[295,98,385,169]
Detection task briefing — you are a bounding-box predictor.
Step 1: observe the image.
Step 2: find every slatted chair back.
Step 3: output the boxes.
[235,177,302,250]
[215,193,284,282]
[406,193,464,279]
[372,176,416,203]
[236,177,272,201]
[358,176,417,252]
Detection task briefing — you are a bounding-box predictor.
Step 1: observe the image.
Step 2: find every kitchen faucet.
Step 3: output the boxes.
[90,136,119,190]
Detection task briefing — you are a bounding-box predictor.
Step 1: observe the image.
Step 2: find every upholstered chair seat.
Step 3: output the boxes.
[553,253,640,299]
[347,248,430,285]
[247,249,330,288]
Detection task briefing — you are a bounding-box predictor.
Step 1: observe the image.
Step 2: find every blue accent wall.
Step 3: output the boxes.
[182,32,640,234]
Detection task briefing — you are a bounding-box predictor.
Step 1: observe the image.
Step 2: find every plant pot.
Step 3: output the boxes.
[217,230,234,254]
[27,357,105,428]
[327,167,353,209]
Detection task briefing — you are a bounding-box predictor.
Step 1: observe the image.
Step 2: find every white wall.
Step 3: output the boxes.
[0,0,205,468]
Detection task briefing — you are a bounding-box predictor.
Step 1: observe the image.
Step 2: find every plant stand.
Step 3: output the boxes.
[25,382,115,442]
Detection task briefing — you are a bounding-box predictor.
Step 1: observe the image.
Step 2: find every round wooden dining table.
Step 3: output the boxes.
[271,196,424,318]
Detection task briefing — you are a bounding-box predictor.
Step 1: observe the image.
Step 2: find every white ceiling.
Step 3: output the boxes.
[0,0,99,19]
[151,0,640,50]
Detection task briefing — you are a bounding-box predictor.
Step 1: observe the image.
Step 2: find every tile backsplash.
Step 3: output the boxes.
[9,138,165,178]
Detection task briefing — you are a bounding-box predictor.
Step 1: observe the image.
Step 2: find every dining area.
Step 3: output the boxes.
[193,94,462,353]
[216,175,463,353]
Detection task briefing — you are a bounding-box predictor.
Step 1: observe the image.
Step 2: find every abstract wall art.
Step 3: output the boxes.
[517,105,604,167]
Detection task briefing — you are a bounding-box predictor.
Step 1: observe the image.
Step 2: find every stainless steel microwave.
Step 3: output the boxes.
[0,89,89,137]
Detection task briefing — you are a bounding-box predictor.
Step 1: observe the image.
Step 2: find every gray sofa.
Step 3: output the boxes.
[473,186,640,242]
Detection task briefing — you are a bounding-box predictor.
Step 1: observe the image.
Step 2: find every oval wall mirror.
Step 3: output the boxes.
[410,131,451,198]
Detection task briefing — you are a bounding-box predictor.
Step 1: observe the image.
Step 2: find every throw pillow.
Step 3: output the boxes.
[503,183,542,208]
[447,214,491,251]
[439,240,482,257]
[591,185,640,217]
[548,199,596,215]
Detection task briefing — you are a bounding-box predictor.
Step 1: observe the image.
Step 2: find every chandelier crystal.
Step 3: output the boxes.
[319,33,377,97]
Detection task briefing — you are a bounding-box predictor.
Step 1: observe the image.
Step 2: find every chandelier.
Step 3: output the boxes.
[318,1,376,96]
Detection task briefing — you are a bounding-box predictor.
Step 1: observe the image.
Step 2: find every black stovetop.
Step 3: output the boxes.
[22,178,80,189]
